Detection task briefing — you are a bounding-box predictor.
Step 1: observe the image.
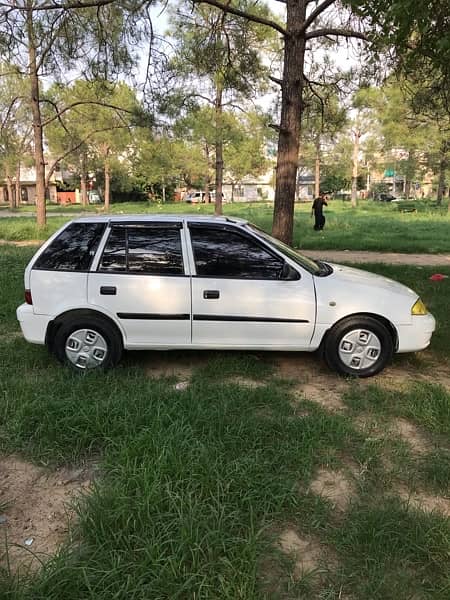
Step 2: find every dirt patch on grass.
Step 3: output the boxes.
[295,382,347,411]
[225,375,266,389]
[392,418,431,455]
[142,349,449,396]
[356,357,450,393]
[353,414,384,436]
[276,354,348,411]
[396,485,450,517]
[144,353,201,379]
[0,455,93,574]
[278,529,329,578]
[308,468,356,512]
[0,239,42,247]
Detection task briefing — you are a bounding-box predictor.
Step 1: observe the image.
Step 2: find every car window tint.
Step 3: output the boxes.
[190,227,284,279]
[127,227,184,274]
[99,226,184,275]
[34,223,106,271]
[99,227,127,271]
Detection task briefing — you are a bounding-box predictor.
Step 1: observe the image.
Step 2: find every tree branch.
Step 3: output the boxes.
[41,100,134,127]
[36,11,66,72]
[45,123,130,186]
[192,0,287,37]
[305,28,368,41]
[0,0,120,11]
[1,96,27,132]
[301,0,335,34]
[269,75,283,87]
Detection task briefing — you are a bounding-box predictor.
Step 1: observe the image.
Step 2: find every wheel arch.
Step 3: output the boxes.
[45,308,124,352]
[319,312,399,354]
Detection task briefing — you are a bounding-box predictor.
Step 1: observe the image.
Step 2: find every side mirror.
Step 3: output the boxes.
[280,262,300,281]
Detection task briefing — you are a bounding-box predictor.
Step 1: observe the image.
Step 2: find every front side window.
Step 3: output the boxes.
[99,225,184,275]
[246,223,325,276]
[190,226,284,279]
[34,222,106,271]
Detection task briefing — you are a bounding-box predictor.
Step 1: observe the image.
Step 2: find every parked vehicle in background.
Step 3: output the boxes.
[17,215,435,377]
[88,190,102,204]
[185,191,206,203]
[372,192,397,202]
[185,191,227,203]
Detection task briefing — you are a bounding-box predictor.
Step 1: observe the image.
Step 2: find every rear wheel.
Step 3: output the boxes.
[324,316,394,377]
[53,315,122,372]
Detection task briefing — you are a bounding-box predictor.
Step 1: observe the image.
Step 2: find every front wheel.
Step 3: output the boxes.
[53,316,123,372]
[324,316,394,377]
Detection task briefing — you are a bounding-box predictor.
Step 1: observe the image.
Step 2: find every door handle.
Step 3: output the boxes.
[203,290,220,299]
[100,286,117,295]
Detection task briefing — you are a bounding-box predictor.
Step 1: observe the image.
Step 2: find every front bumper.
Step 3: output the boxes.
[16,304,52,345]
[396,313,436,353]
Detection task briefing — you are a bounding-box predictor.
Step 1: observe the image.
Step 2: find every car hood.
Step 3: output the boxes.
[325,263,417,299]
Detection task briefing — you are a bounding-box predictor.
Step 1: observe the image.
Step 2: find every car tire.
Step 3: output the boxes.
[53,315,123,372]
[324,316,394,377]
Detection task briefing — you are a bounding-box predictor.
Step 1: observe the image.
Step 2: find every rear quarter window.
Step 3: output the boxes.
[33,222,106,271]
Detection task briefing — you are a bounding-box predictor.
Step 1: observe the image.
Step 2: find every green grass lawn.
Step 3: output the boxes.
[1,200,450,253]
[0,247,449,599]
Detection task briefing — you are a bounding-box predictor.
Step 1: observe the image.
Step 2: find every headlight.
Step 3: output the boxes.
[411,298,428,315]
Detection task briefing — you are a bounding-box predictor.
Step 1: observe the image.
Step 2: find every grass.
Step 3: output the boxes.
[1,199,450,253]
[0,247,449,599]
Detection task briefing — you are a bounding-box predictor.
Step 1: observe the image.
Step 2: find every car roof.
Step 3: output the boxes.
[73,214,248,226]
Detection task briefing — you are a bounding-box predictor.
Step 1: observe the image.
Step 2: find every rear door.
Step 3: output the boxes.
[88,222,191,348]
[29,222,106,316]
[188,224,316,348]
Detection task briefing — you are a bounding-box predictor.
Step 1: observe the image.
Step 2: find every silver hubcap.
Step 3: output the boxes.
[338,329,382,371]
[65,329,108,370]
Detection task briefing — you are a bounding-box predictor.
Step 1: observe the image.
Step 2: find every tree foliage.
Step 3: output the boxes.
[0,0,152,224]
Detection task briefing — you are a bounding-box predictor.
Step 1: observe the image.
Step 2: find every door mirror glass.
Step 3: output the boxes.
[280,262,300,281]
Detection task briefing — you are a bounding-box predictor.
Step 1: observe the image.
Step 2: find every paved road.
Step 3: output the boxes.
[302,250,450,266]
[0,211,93,218]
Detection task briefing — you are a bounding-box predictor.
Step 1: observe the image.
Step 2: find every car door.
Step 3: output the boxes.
[188,223,316,349]
[88,222,191,348]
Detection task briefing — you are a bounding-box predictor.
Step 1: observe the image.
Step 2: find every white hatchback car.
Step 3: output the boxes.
[17,215,435,377]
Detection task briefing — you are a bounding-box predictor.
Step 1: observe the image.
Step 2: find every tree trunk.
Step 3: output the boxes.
[404,179,411,199]
[204,143,210,203]
[26,6,46,227]
[15,163,21,208]
[80,154,88,206]
[437,141,448,206]
[6,167,14,210]
[351,129,360,208]
[272,1,307,245]
[214,82,224,216]
[104,159,110,210]
[314,138,321,198]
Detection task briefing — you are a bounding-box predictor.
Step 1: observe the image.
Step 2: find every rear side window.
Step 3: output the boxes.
[99,225,184,275]
[34,223,106,271]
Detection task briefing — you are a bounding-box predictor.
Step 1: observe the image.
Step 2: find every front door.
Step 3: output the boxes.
[88,223,191,347]
[188,224,316,349]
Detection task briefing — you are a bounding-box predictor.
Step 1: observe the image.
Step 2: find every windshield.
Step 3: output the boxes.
[246,224,325,275]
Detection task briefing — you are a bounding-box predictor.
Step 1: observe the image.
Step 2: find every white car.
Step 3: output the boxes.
[16,215,435,377]
[185,191,206,203]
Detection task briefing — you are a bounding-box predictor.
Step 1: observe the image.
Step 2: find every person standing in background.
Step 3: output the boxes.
[311,193,328,231]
